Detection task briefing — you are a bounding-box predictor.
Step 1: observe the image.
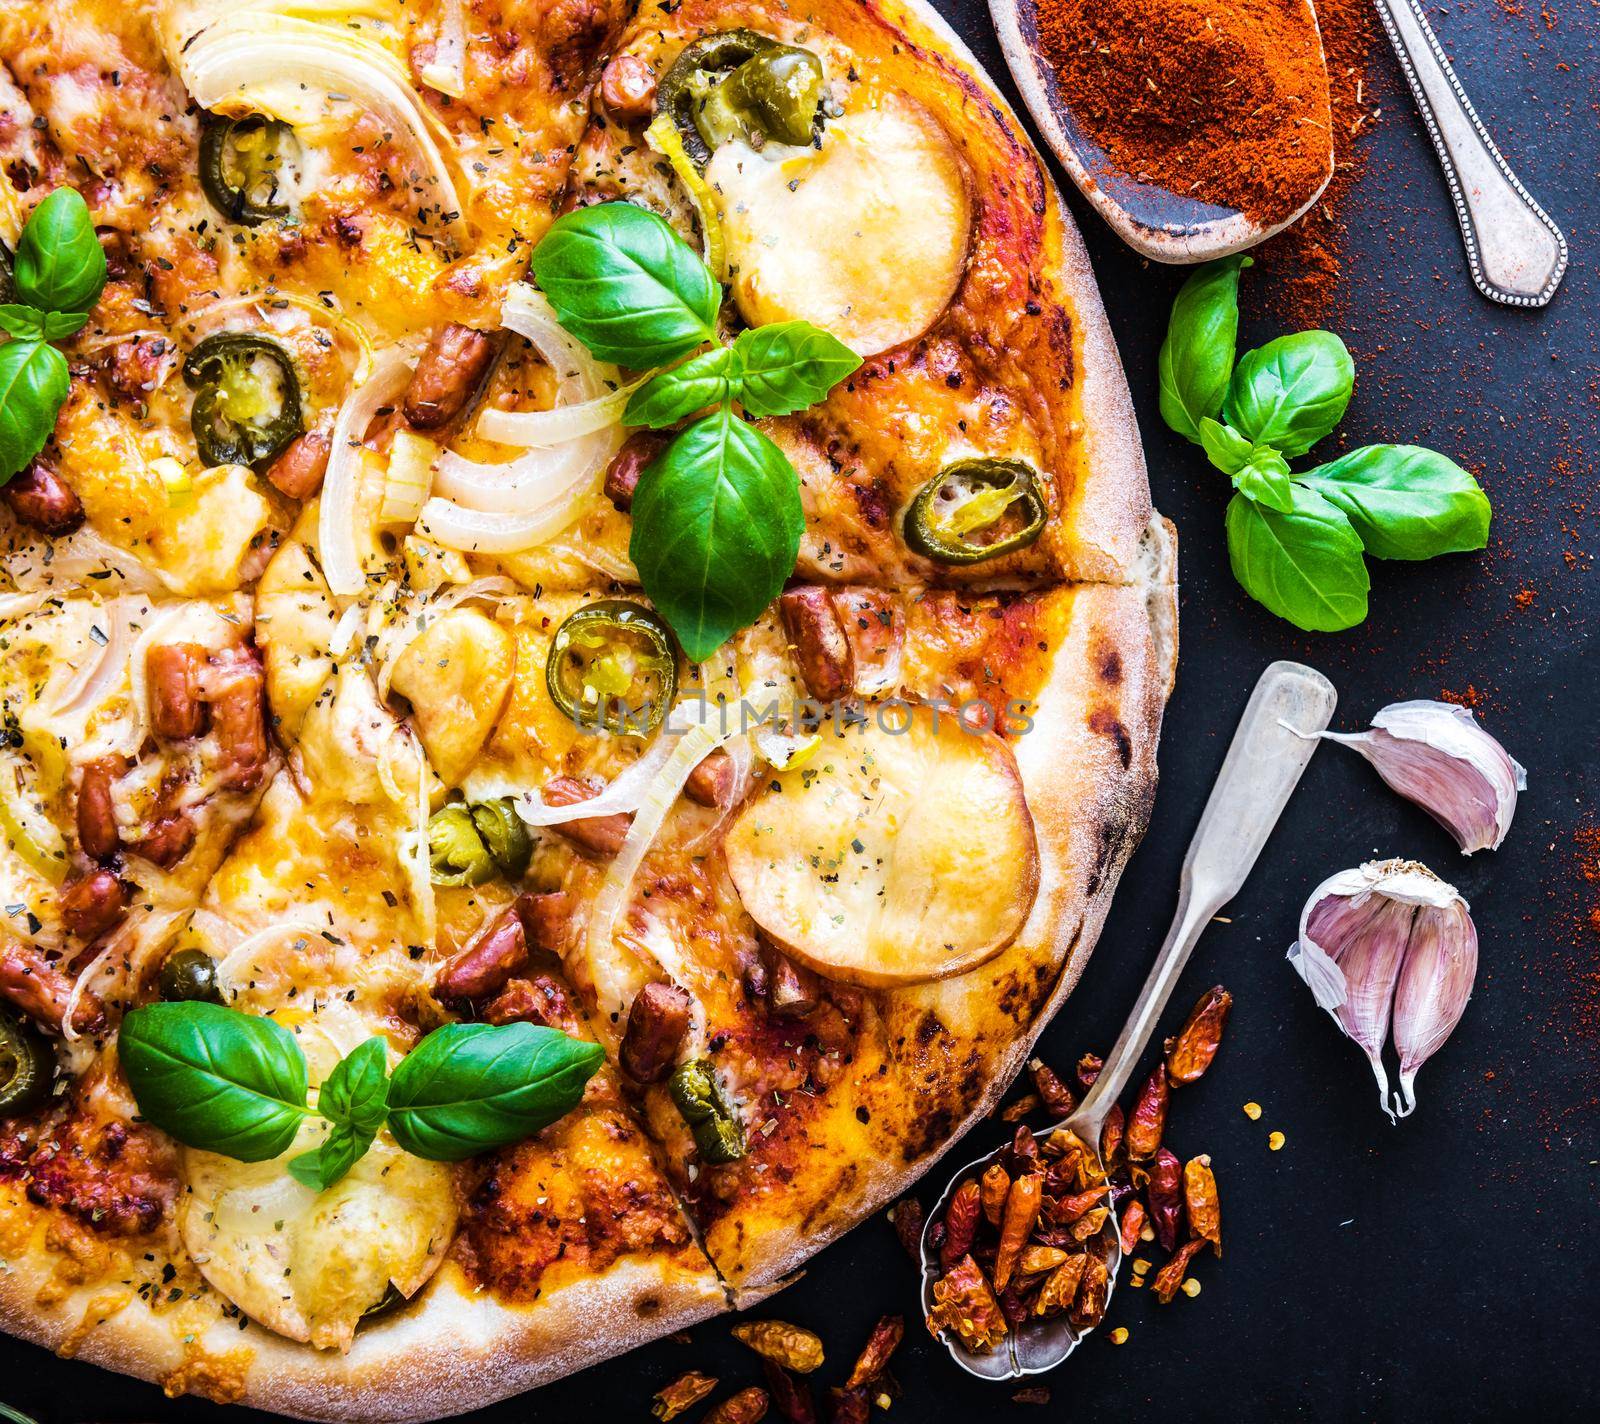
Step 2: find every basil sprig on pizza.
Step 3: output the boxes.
[530,201,860,660]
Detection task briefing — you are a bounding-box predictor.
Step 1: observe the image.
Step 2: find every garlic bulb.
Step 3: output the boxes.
[1287,860,1476,1121]
[1323,699,1525,854]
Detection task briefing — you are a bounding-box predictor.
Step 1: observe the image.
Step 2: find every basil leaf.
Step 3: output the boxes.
[13,187,107,317]
[1223,331,1354,457]
[731,321,861,418]
[316,1036,390,1135]
[529,202,719,368]
[0,304,47,340]
[1158,255,1251,443]
[0,340,70,481]
[1225,483,1369,632]
[386,1022,604,1161]
[119,1002,310,1162]
[625,345,739,428]
[629,406,805,661]
[288,1124,370,1192]
[1297,444,1491,561]
[43,309,87,340]
[1198,418,1292,512]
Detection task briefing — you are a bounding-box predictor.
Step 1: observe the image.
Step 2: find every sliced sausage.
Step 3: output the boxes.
[515,891,572,955]
[435,904,528,1003]
[483,974,578,1032]
[0,943,102,1033]
[403,323,498,430]
[603,430,666,512]
[105,336,174,401]
[263,429,331,500]
[684,747,736,809]
[129,813,194,870]
[147,643,207,741]
[620,981,692,1083]
[76,757,124,863]
[763,941,820,1020]
[58,869,130,943]
[779,586,853,703]
[598,51,659,124]
[542,777,633,856]
[203,648,269,791]
[4,458,84,536]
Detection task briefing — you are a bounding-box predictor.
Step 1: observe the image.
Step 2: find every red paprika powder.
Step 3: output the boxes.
[1035,0,1334,226]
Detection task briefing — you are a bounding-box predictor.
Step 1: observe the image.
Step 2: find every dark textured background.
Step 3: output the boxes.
[5,1,1595,1419]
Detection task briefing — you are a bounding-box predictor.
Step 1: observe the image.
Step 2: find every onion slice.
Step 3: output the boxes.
[320,350,415,596]
[475,379,643,449]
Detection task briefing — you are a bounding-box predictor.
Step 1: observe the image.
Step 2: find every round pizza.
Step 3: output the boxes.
[0,0,1176,1418]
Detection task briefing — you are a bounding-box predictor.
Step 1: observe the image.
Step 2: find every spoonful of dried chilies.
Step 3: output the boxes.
[921,660,1336,1378]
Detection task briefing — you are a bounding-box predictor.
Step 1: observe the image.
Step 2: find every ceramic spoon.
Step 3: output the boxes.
[920,661,1337,1380]
[986,0,1335,262]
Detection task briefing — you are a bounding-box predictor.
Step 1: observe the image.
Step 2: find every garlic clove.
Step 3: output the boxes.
[1391,895,1478,1118]
[1287,860,1470,1121]
[1323,699,1526,854]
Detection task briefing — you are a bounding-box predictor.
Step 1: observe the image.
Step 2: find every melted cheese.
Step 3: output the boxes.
[709,94,972,357]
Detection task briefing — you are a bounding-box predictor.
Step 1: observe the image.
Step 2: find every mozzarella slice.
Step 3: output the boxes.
[388,607,515,787]
[708,94,971,357]
[178,1003,456,1352]
[724,704,1038,985]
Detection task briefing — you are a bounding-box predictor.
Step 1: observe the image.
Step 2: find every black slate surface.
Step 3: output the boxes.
[5,2,1595,1419]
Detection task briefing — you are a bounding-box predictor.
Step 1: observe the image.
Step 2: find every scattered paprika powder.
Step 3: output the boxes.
[1034,0,1333,226]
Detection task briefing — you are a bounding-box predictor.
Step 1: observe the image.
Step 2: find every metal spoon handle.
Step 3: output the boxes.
[1371,0,1567,307]
[1072,662,1336,1136]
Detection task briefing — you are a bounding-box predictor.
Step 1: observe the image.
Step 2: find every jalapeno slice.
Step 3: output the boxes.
[904,458,1048,565]
[158,947,223,1004]
[199,113,300,227]
[183,332,304,468]
[668,1058,745,1164]
[428,803,496,887]
[0,1009,55,1116]
[471,799,533,880]
[657,29,824,167]
[546,600,678,736]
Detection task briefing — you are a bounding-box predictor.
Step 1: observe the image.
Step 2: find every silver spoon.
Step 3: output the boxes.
[921,660,1337,1379]
[1372,0,1567,307]
[987,0,1335,263]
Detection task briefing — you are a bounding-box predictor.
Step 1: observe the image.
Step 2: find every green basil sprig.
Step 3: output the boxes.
[120,1002,603,1190]
[527,202,861,661]
[1160,260,1491,632]
[0,187,107,482]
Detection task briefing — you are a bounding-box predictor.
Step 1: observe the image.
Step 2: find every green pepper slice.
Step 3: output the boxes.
[668,1057,745,1164]
[428,803,496,887]
[183,332,304,468]
[0,1009,55,1116]
[199,113,300,227]
[904,458,1048,565]
[546,600,678,736]
[158,947,223,1004]
[657,30,824,168]
[471,799,533,880]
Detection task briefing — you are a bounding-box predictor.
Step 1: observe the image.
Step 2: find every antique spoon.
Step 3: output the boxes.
[987,0,1335,263]
[1371,0,1566,306]
[920,660,1337,1379]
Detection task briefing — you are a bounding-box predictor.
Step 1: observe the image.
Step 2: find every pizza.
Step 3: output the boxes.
[0,0,1176,1418]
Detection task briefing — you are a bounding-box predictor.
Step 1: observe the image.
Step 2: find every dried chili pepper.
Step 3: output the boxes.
[1032,1253,1089,1317]
[1001,1092,1042,1122]
[992,1171,1043,1290]
[998,1279,1029,1325]
[1119,1198,1149,1254]
[1075,1053,1104,1090]
[1100,1102,1125,1169]
[1016,1245,1069,1278]
[1147,1147,1184,1252]
[1124,1064,1170,1160]
[1068,1253,1110,1329]
[1044,1182,1110,1224]
[980,1162,1011,1225]
[1030,1058,1076,1116]
[939,1178,981,1269]
[1013,1386,1051,1405]
[1166,986,1232,1085]
[1003,1122,1041,1174]
[926,1255,1007,1352]
[1183,1157,1222,1255]
[826,1387,870,1424]
[845,1314,903,1388]
[1070,1206,1110,1243]
[1151,1237,1207,1304]
[653,1370,719,1420]
[891,1197,925,1263]
[732,1320,825,1373]
[761,1360,817,1424]
[705,1387,770,1424]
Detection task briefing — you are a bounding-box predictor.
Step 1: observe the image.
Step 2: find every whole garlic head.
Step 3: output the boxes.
[1288,860,1476,1121]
